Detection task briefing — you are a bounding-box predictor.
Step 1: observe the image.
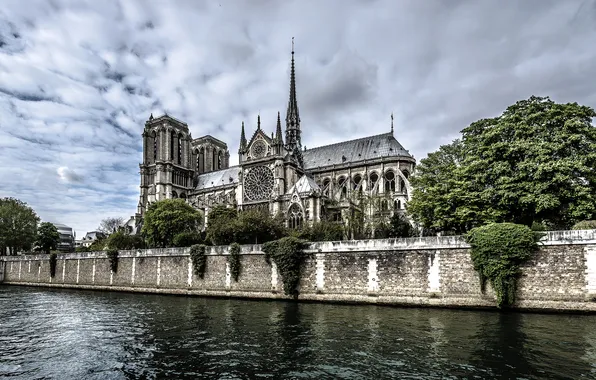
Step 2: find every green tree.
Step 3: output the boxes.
[409,96,596,232]
[205,206,286,245]
[37,222,60,254]
[205,205,239,245]
[0,197,40,255]
[105,231,145,250]
[141,199,203,248]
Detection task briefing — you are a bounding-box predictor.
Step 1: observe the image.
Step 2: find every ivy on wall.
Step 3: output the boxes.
[262,237,309,297]
[49,253,57,278]
[190,244,207,278]
[229,243,241,282]
[106,249,119,273]
[466,223,540,308]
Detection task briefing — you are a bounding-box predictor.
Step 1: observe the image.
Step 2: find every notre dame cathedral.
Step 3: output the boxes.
[136,46,416,233]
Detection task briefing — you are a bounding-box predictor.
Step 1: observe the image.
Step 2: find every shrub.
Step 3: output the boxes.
[173,231,203,247]
[106,248,119,273]
[572,220,596,230]
[262,237,309,297]
[466,223,539,308]
[293,220,345,242]
[49,252,57,278]
[190,244,207,278]
[106,231,145,250]
[141,199,203,248]
[229,242,241,282]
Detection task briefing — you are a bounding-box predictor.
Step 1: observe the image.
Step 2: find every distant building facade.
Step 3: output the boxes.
[75,231,106,249]
[53,223,75,252]
[136,47,415,234]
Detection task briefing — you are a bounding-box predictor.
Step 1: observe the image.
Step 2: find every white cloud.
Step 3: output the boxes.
[0,0,595,236]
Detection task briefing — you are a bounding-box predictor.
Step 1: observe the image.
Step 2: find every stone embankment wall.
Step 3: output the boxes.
[2,230,596,312]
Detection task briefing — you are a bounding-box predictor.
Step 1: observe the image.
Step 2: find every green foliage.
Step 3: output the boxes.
[409,96,596,232]
[49,252,57,278]
[290,220,344,242]
[206,206,285,245]
[37,222,61,254]
[76,246,90,253]
[262,237,309,297]
[388,212,415,238]
[229,242,241,282]
[572,220,596,230]
[87,236,107,251]
[106,249,119,273]
[0,197,40,255]
[106,231,145,250]
[141,199,203,248]
[172,231,204,247]
[190,244,207,278]
[466,223,539,308]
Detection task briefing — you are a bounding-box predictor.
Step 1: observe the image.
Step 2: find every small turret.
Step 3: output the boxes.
[239,121,247,154]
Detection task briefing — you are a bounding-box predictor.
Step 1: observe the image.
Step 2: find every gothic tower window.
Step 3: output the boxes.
[172,191,178,198]
[353,174,362,195]
[212,148,217,171]
[369,172,379,194]
[288,203,303,229]
[170,131,176,161]
[199,147,205,173]
[218,151,222,170]
[177,134,183,164]
[400,179,406,194]
[384,170,396,193]
[153,131,158,162]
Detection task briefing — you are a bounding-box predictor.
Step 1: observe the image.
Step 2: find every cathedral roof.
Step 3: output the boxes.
[195,166,239,190]
[287,175,320,195]
[301,132,412,170]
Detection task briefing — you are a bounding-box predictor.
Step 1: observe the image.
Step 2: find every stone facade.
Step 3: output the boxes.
[3,230,596,312]
[135,46,415,232]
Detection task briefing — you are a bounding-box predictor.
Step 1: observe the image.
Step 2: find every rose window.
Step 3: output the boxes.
[252,140,267,158]
[244,165,274,201]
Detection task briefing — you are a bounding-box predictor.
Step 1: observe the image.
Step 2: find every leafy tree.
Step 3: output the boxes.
[98,217,125,235]
[0,197,40,255]
[292,220,345,242]
[172,231,204,247]
[105,231,145,250]
[205,206,285,245]
[409,96,596,232]
[205,206,239,245]
[37,222,60,254]
[572,220,596,230]
[141,199,203,248]
[388,212,415,238]
[87,235,108,251]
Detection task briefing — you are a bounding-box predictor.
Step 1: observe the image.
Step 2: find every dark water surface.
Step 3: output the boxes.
[1,286,596,379]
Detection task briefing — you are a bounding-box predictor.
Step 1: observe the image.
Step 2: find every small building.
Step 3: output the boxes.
[75,231,106,248]
[53,223,75,253]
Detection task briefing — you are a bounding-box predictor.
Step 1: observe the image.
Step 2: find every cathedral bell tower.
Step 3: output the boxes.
[138,113,194,216]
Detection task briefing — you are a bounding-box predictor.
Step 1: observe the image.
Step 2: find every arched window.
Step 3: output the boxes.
[384,170,396,193]
[180,193,187,199]
[199,148,205,173]
[338,176,347,199]
[369,172,379,194]
[170,131,175,161]
[212,148,217,171]
[402,170,410,179]
[177,134,183,164]
[397,200,401,209]
[401,179,408,195]
[153,131,158,162]
[381,199,388,211]
[322,178,331,196]
[352,174,362,194]
[288,203,304,229]
[218,151,222,170]
[393,200,398,210]
[172,191,178,199]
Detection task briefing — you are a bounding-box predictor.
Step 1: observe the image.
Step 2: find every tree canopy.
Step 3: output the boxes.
[141,199,203,248]
[37,222,60,254]
[408,96,596,232]
[0,197,40,255]
[98,217,125,235]
[205,205,285,245]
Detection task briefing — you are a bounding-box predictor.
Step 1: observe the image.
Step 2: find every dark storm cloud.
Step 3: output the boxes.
[0,0,594,234]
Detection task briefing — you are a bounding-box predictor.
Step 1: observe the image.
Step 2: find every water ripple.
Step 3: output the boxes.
[2,287,596,379]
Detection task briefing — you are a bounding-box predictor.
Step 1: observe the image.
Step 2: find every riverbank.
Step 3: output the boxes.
[2,230,596,313]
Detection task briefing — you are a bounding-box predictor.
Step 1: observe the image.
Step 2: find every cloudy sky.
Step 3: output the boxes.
[1,0,595,236]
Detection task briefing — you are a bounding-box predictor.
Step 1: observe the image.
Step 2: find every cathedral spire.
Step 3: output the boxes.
[391,113,394,134]
[239,121,247,153]
[275,111,284,144]
[285,37,301,151]
[257,114,261,130]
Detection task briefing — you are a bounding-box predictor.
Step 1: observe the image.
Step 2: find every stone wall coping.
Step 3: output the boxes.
[2,229,595,261]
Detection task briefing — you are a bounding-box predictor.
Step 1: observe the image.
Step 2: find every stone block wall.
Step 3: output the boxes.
[2,230,596,312]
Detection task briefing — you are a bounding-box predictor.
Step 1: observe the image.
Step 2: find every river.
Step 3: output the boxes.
[1,286,595,379]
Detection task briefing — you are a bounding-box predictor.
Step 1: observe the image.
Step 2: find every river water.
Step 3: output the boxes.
[1,287,596,379]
